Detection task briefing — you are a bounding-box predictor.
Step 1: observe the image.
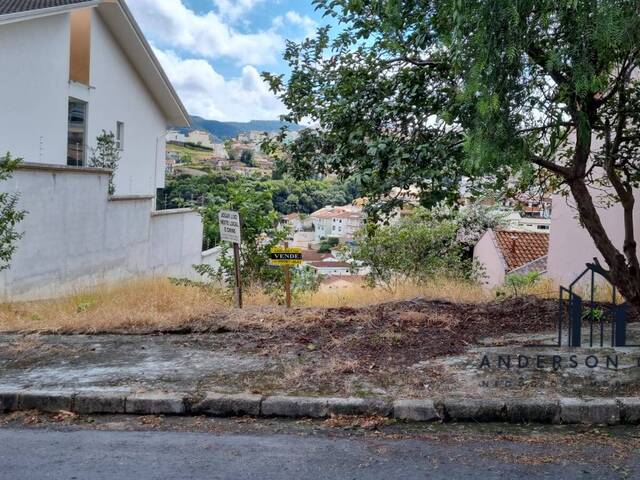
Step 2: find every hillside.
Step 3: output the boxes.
[175,117,303,140]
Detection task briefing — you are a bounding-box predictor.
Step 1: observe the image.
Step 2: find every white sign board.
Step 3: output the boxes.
[218,210,241,244]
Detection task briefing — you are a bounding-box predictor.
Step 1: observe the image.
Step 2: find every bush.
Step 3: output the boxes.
[0,152,26,271]
[353,205,505,287]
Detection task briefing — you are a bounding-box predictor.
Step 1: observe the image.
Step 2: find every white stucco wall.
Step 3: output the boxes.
[85,10,167,196]
[0,14,70,165]
[0,10,167,196]
[473,229,506,288]
[0,166,218,300]
[547,191,640,287]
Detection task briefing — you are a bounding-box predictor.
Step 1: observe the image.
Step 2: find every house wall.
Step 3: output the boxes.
[86,10,166,196]
[547,191,640,287]
[0,14,70,165]
[0,165,218,300]
[312,266,351,276]
[473,230,506,288]
[0,11,167,196]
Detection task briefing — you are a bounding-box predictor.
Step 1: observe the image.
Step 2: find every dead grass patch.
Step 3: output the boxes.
[0,275,560,334]
[0,278,228,333]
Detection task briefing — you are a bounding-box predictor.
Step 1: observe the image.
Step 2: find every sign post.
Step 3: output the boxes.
[284,242,292,309]
[218,210,243,309]
[269,244,303,309]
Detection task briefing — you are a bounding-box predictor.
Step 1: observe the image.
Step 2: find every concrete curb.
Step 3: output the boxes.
[0,390,638,425]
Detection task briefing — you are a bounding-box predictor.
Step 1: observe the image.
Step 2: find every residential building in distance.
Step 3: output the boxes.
[186,130,215,149]
[290,231,315,249]
[505,212,551,232]
[309,205,364,242]
[0,0,217,300]
[167,129,215,149]
[307,261,353,276]
[166,131,190,144]
[473,229,549,288]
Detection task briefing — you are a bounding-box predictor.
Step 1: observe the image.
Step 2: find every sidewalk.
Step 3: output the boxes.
[1,329,640,424]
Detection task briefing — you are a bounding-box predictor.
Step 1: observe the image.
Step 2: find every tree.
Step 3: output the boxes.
[89,130,121,195]
[264,0,640,306]
[240,149,255,167]
[352,206,503,287]
[0,153,26,271]
[224,139,236,161]
[199,179,285,290]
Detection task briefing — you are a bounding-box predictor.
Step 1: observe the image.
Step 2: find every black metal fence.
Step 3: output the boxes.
[554,263,638,348]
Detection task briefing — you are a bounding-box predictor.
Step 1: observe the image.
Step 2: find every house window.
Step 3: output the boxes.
[67,99,87,166]
[116,121,124,150]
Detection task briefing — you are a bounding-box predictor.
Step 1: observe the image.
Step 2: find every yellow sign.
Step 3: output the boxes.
[270,246,303,266]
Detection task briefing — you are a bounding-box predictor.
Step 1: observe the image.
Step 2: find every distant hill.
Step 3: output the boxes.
[174,117,303,141]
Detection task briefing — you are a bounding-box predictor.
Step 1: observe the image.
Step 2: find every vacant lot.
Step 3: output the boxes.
[3,279,636,399]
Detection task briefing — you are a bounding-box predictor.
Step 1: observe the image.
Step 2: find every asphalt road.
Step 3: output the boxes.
[0,417,637,480]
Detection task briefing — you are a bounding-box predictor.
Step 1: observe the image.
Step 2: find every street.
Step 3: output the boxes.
[0,414,637,479]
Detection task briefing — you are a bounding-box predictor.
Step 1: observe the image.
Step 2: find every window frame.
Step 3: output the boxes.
[116,121,125,151]
[67,98,88,167]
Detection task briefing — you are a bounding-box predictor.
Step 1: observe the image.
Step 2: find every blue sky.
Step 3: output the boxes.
[127,0,330,122]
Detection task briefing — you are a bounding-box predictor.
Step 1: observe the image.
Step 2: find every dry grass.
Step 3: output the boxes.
[0,278,228,333]
[0,275,559,333]
[298,278,492,308]
[298,276,558,308]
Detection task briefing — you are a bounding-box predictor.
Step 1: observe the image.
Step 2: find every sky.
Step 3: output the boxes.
[127,0,330,122]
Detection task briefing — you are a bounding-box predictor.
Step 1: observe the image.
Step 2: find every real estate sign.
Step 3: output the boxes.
[270,247,303,266]
[218,210,241,244]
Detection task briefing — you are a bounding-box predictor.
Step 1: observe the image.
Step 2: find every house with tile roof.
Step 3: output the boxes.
[309,205,364,242]
[473,229,549,288]
[0,0,218,299]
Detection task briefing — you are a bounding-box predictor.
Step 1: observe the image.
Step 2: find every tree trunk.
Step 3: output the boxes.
[568,179,640,307]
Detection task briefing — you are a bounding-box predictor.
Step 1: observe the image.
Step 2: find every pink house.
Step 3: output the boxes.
[474,229,549,288]
[546,193,639,288]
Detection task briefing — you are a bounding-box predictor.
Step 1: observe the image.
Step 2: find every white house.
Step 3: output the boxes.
[186,130,215,149]
[0,0,217,300]
[309,205,364,242]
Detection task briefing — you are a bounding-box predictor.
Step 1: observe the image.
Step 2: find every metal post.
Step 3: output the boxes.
[284,241,291,309]
[233,242,243,309]
[614,303,627,347]
[589,269,595,346]
[570,295,582,347]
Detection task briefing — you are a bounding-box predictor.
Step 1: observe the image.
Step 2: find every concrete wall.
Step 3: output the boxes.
[0,165,218,300]
[547,190,640,287]
[0,14,70,165]
[473,229,507,288]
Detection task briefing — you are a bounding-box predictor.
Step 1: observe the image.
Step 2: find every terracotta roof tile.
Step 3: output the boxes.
[301,250,333,262]
[494,230,549,271]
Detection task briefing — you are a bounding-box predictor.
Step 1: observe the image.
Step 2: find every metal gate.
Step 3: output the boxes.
[556,263,636,347]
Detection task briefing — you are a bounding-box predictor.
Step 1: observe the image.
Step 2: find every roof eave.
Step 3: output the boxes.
[108,0,190,126]
[0,0,191,127]
[0,0,101,25]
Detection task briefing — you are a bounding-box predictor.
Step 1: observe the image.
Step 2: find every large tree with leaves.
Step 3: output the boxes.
[264,0,640,306]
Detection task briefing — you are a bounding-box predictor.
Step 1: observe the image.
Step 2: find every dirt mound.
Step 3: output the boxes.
[272,296,560,366]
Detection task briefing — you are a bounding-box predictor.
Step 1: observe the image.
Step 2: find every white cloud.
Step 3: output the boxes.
[155,49,286,122]
[285,11,316,30]
[272,10,317,38]
[128,0,283,65]
[214,0,266,21]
